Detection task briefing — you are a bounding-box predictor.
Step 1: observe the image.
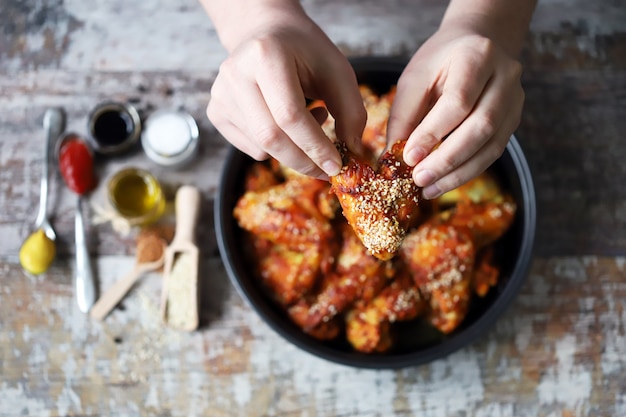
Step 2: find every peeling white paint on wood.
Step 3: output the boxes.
[3,0,625,73]
[2,256,625,415]
[536,335,592,409]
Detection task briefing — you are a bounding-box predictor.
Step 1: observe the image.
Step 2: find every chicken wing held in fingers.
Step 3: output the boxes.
[330,140,421,261]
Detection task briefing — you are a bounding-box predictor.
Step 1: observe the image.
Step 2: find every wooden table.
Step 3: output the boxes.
[1,0,625,415]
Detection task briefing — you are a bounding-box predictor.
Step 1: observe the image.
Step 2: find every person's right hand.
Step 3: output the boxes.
[206,1,366,179]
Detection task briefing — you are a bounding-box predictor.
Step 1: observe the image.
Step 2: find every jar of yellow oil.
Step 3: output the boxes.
[107,167,165,226]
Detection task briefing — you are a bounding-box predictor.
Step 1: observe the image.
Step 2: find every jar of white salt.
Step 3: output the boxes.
[141,109,199,169]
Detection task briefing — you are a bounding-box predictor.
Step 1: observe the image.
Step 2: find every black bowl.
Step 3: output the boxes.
[215,57,536,369]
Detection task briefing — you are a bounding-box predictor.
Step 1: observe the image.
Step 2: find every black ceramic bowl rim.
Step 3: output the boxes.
[214,56,536,369]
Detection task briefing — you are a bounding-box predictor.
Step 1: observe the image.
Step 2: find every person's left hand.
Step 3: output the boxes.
[386,23,525,199]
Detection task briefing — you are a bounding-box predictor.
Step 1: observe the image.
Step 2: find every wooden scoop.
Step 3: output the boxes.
[160,185,201,331]
[90,234,166,321]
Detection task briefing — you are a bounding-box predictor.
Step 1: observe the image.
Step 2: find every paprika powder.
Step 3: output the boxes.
[58,134,96,195]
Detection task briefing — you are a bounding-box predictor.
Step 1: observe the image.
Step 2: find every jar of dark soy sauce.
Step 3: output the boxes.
[87,102,142,155]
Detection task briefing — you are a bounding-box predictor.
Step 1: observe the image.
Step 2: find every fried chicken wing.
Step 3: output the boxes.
[330,140,421,261]
[472,247,500,297]
[243,161,281,192]
[300,224,393,330]
[234,177,336,248]
[288,300,342,341]
[236,174,341,306]
[255,242,323,306]
[400,220,475,334]
[436,171,503,206]
[345,270,426,353]
[400,198,517,333]
[443,197,517,249]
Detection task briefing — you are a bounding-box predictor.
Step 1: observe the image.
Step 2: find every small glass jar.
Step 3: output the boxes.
[87,102,142,155]
[141,110,199,169]
[107,167,165,227]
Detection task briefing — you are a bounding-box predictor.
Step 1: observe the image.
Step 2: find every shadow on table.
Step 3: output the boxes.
[197,197,232,329]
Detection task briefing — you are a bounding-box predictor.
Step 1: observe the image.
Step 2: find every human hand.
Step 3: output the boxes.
[206,2,366,179]
[387,22,525,199]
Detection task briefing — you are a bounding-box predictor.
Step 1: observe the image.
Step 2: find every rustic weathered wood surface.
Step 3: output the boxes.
[1,0,625,416]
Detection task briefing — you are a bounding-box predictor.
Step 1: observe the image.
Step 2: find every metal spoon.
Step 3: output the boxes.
[35,108,65,240]
[75,196,96,313]
[56,133,97,313]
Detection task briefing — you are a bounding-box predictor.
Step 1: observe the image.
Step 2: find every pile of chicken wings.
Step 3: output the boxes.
[233,86,516,353]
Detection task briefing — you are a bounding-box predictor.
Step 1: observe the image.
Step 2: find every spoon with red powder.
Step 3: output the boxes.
[90,234,166,321]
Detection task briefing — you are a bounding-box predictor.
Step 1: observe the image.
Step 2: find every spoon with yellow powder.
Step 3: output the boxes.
[19,108,65,275]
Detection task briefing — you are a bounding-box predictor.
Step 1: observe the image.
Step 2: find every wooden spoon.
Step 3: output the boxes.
[90,235,166,321]
[160,185,201,331]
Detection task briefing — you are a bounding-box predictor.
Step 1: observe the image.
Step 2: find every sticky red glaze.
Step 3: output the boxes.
[59,137,96,195]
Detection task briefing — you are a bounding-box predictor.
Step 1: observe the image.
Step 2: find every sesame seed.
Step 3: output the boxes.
[348,176,419,256]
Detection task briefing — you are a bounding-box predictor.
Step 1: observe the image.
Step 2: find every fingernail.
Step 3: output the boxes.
[404,147,425,166]
[413,169,436,187]
[422,183,442,200]
[322,160,342,177]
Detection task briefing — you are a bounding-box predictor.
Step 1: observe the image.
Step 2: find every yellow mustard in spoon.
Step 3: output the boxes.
[19,229,56,275]
[19,108,64,275]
